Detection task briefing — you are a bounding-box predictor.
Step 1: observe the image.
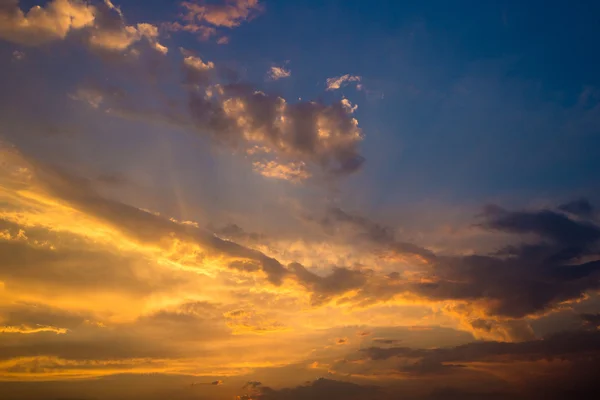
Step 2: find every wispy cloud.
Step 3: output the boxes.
[167,0,263,41]
[326,74,362,91]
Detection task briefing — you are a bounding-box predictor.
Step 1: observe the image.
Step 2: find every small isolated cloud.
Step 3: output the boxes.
[0,324,68,335]
[191,380,224,386]
[326,74,362,91]
[11,50,25,62]
[267,66,291,81]
[217,35,230,44]
[167,0,263,41]
[243,381,262,389]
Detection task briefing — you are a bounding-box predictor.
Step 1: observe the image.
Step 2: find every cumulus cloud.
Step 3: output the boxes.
[0,0,95,45]
[87,3,167,53]
[188,82,365,179]
[326,74,362,91]
[0,0,167,54]
[267,66,291,81]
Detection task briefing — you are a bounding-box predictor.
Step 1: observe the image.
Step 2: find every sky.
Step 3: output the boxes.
[1,0,600,399]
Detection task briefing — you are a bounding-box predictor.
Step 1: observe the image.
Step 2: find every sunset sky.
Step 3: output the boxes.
[1,1,600,399]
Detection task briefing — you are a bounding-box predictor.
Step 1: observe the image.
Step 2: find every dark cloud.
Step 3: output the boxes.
[363,329,600,364]
[581,313,600,330]
[242,381,262,389]
[305,203,600,318]
[372,339,402,345]
[319,207,436,261]
[253,378,385,400]
[406,203,600,318]
[481,204,600,246]
[559,198,595,218]
[289,262,368,305]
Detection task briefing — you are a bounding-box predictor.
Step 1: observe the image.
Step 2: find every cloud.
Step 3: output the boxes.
[267,66,291,81]
[187,81,365,179]
[167,0,263,41]
[363,328,600,366]
[182,49,216,85]
[251,378,384,400]
[318,207,436,262]
[0,0,95,45]
[0,145,289,287]
[11,50,24,62]
[290,263,368,305]
[252,160,310,182]
[0,325,68,335]
[87,3,167,53]
[0,0,167,54]
[326,74,362,91]
[559,198,595,218]
[181,0,262,28]
[480,204,600,247]
[581,313,600,330]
